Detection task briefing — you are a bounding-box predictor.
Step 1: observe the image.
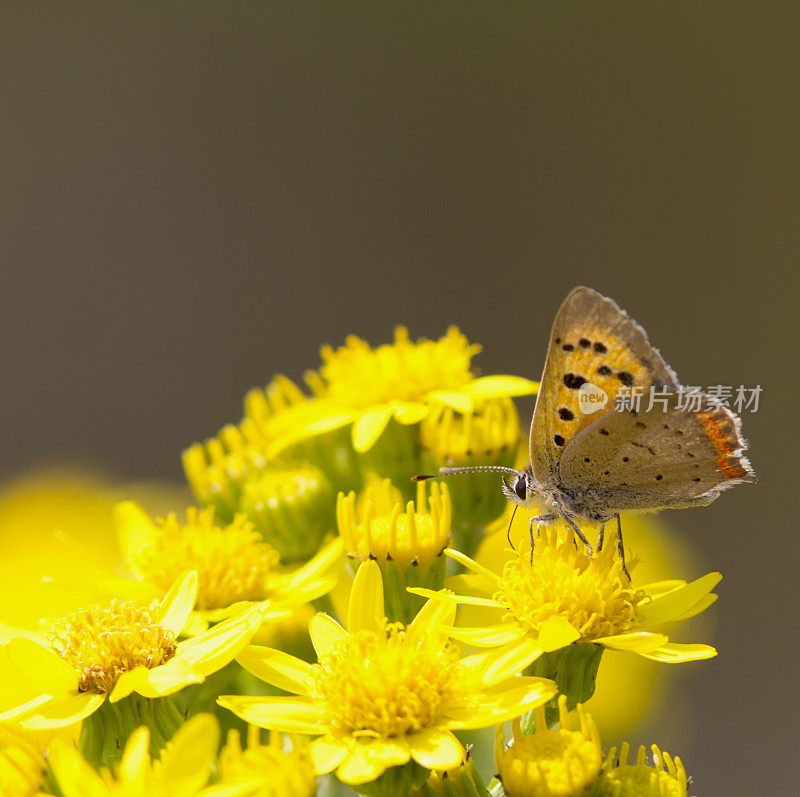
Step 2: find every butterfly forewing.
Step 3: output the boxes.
[529,286,678,486]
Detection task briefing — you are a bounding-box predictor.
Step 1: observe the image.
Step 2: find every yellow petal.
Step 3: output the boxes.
[309,735,349,774]
[281,537,345,592]
[592,631,669,653]
[538,617,581,651]
[408,728,464,769]
[352,406,394,452]
[408,595,456,642]
[47,737,109,797]
[466,375,539,398]
[176,606,264,676]
[2,638,78,698]
[391,402,429,425]
[112,658,204,701]
[446,677,557,730]
[446,624,524,648]
[155,571,198,636]
[426,391,473,412]
[236,645,315,695]
[20,692,106,730]
[113,501,158,577]
[638,572,722,627]
[472,637,543,685]
[337,739,410,785]
[158,714,219,792]
[218,695,326,734]
[444,548,502,584]
[117,726,149,787]
[638,643,717,663]
[309,613,347,659]
[302,410,355,436]
[348,559,384,634]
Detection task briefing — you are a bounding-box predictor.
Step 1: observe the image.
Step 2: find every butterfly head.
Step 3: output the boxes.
[501,465,540,508]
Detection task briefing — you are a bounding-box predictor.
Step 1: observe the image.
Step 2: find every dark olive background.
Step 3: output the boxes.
[2,3,796,793]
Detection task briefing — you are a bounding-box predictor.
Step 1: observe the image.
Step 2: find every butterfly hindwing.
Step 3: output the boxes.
[529,286,678,485]
[558,394,755,515]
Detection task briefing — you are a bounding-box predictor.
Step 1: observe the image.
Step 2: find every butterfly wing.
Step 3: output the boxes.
[558,395,756,515]
[529,286,679,485]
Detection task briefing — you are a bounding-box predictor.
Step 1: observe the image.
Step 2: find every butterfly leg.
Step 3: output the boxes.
[528,514,557,564]
[554,505,593,558]
[597,524,605,552]
[614,514,630,580]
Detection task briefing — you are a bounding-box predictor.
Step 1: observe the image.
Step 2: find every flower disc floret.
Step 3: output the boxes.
[312,621,465,738]
[311,327,480,408]
[601,743,687,797]
[496,528,642,641]
[48,600,177,693]
[131,508,280,611]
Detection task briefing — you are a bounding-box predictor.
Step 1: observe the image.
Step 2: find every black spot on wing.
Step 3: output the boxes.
[563,373,586,389]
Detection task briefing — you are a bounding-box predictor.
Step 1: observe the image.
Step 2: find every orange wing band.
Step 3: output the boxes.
[695,410,748,478]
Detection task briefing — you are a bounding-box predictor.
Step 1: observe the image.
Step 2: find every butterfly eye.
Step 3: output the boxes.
[514,476,528,501]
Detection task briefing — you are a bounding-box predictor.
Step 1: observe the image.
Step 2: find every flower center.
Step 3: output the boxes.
[48,600,177,693]
[311,622,464,738]
[495,528,643,641]
[131,508,280,611]
[311,326,481,408]
[337,479,451,568]
[602,766,683,796]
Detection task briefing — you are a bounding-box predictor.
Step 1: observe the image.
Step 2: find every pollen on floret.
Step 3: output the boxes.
[337,479,451,570]
[495,695,603,797]
[308,326,481,408]
[47,600,177,693]
[131,507,280,611]
[495,528,643,641]
[310,620,467,738]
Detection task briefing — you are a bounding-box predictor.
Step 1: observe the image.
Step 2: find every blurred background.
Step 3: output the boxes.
[1,3,796,793]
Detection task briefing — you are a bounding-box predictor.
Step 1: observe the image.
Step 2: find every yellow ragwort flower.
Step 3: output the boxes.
[495,695,602,797]
[114,502,344,626]
[0,725,46,797]
[260,327,536,454]
[337,479,450,570]
[415,526,719,673]
[600,742,688,797]
[218,725,317,796]
[218,560,557,787]
[46,713,243,797]
[0,573,266,732]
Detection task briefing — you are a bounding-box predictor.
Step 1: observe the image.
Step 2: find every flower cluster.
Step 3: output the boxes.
[0,327,723,795]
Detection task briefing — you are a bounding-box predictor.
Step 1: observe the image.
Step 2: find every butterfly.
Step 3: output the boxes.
[416,286,756,576]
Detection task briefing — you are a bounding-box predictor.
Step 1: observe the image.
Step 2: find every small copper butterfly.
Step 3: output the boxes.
[417,286,756,575]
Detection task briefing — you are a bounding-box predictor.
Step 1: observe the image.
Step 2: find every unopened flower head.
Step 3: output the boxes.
[218,725,317,797]
[337,479,451,570]
[219,560,556,787]
[601,742,688,797]
[495,695,602,797]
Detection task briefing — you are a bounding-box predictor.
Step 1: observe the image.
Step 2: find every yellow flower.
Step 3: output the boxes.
[0,572,266,732]
[337,479,450,570]
[600,742,688,797]
[0,725,46,797]
[46,713,244,797]
[417,526,719,673]
[0,470,187,631]
[265,327,537,453]
[218,725,317,796]
[218,560,557,787]
[494,695,602,797]
[113,502,344,626]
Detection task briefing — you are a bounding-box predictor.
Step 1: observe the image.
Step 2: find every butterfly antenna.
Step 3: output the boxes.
[412,465,522,482]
